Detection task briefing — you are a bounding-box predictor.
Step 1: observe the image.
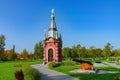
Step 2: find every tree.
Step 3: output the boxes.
[102,42,113,58]
[34,41,43,59]
[8,52,17,61]
[71,46,78,58]
[29,52,33,59]
[21,49,28,59]
[0,35,5,60]
[62,47,71,58]
[87,46,95,58]
[79,47,87,58]
[112,49,120,57]
[95,48,103,58]
[70,44,82,58]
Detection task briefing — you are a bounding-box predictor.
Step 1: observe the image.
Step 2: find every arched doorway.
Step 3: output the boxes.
[48,49,53,62]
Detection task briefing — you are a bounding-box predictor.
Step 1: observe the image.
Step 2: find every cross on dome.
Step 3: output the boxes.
[51,9,54,14]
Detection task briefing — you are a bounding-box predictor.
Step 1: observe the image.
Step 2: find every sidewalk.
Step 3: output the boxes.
[31,64,79,80]
[104,62,120,68]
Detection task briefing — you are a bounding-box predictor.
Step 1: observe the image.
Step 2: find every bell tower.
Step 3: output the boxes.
[43,9,62,63]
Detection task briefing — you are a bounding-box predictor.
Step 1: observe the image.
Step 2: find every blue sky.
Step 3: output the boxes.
[0,0,120,53]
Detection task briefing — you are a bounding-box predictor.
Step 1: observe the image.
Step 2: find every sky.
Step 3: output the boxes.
[0,0,120,53]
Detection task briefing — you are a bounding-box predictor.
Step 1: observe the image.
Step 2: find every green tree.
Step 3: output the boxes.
[34,41,43,59]
[80,47,87,58]
[95,48,103,58]
[71,46,78,58]
[87,46,95,58]
[112,49,120,57]
[62,47,71,59]
[75,44,81,58]
[0,35,5,60]
[102,42,113,58]
[21,49,28,59]
[29,52,33,59]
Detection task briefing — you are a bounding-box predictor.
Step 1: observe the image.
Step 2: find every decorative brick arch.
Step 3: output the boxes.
[47,47,55,62]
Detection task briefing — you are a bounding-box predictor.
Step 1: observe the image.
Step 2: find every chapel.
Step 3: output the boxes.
[43,9,62,63]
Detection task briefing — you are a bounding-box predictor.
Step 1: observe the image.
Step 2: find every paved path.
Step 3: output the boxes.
[31,64,79,80]
[104,62,120,68]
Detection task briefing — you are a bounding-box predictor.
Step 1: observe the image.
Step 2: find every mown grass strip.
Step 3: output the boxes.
[0,60,42,80]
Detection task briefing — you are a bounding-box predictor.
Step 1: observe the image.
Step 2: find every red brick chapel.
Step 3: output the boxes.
[43,9,62,64]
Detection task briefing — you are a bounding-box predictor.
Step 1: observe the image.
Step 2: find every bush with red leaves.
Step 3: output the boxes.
[14,70,24,80]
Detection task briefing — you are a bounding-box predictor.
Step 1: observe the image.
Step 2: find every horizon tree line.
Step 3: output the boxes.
[62,43,120,59]
[0,34,120,61]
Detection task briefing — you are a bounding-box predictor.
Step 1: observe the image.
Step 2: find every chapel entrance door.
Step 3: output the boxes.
[48,49,53,62]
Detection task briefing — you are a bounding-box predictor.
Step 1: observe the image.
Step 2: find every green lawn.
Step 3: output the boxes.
[50,61,120,80]
[70,73,119,80]
[0,60,42,80]
[95,66,120,72]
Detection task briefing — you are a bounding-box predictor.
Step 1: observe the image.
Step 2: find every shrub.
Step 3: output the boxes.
[48,62,61,68]
[62,61,78,66]
[48,61,78,68]
[14,70,24,80]
[95,59,101,63]
[116,75,120,80]
[13,64,23,67]
[22,65,40,80]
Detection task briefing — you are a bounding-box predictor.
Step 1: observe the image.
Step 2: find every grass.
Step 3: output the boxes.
[95,66,120,72]
[0,60,42,80]
[51,65,120,80]
[22,65,41,80]
[70,73,120,80]
[50,65,80,74]
[50,60,120,80]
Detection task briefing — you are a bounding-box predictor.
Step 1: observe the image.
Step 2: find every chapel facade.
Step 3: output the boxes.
[43,9,62,63]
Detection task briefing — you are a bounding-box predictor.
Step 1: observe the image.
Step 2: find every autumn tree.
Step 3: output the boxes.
[8,49,17,61]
